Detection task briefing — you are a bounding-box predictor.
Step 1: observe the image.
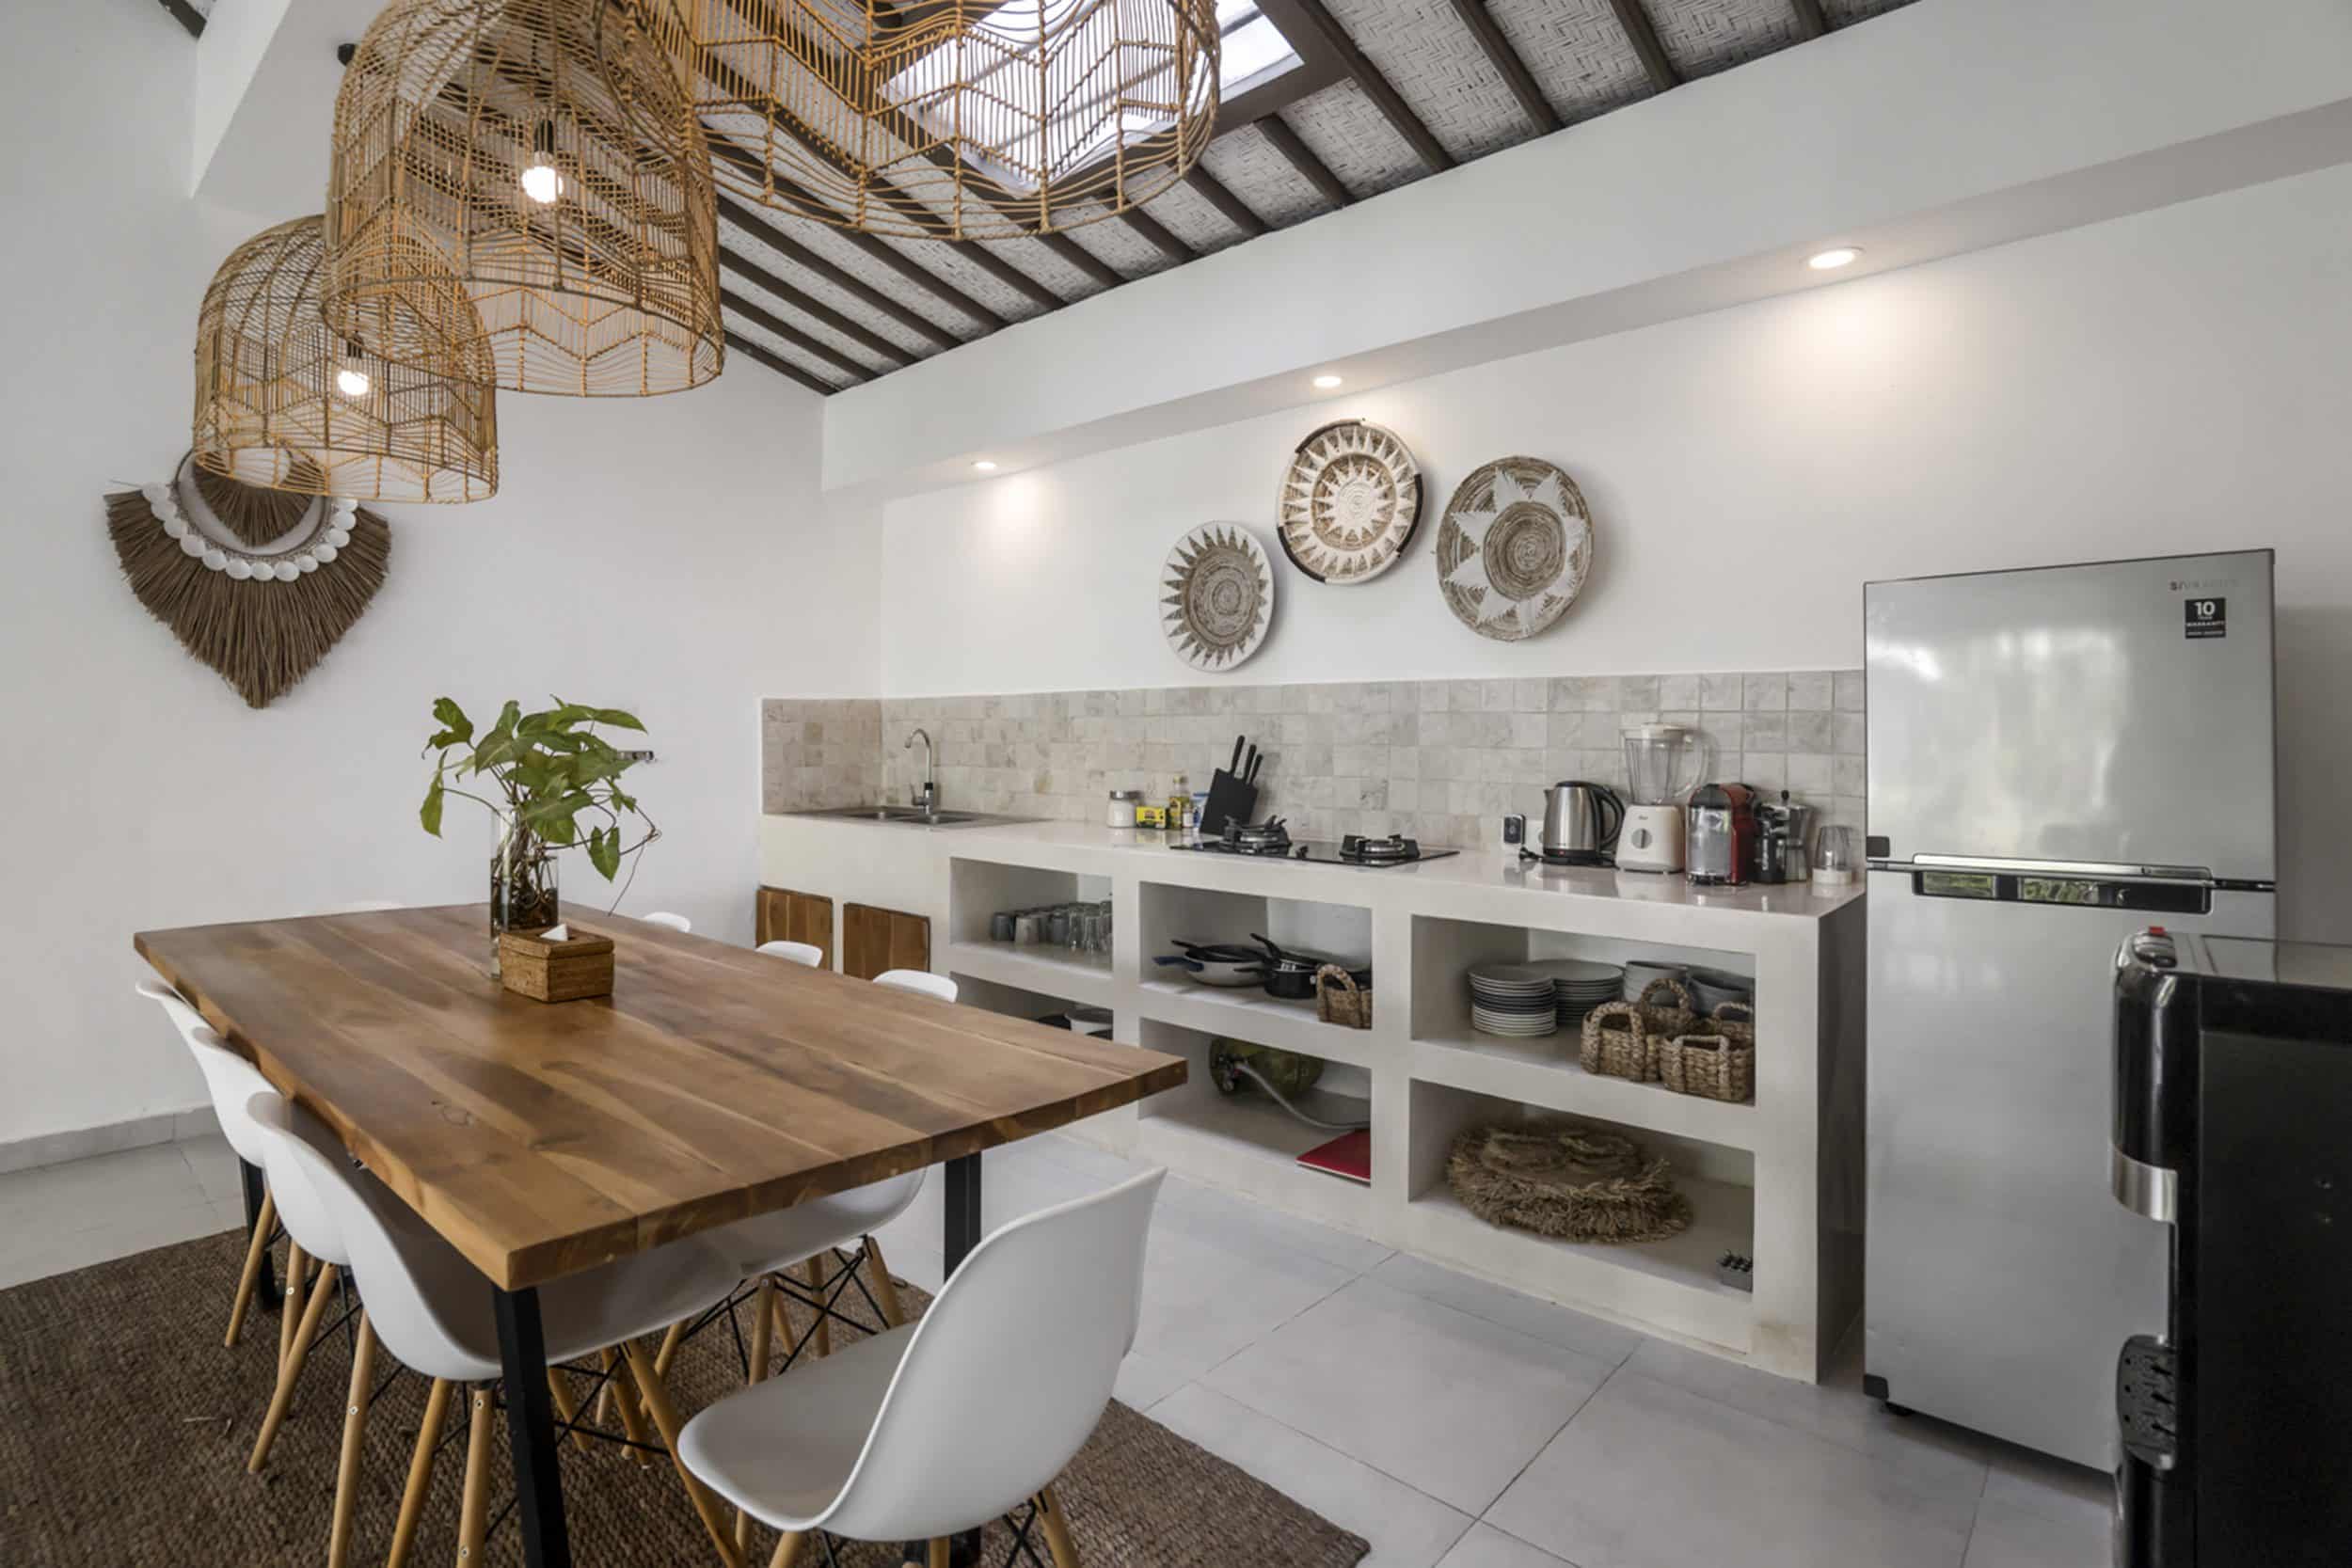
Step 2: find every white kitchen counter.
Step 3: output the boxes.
[760,811,1865,1382]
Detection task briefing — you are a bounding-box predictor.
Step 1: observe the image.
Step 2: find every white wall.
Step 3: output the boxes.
[0,2,877,1147]
[879,165,2352,943]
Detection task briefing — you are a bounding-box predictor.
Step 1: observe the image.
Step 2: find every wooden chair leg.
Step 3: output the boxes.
[621,1338,747,1568]
[224,1188,277,1348]
[247,1261,340,1472]
[863,1236,904,1328]
[1036,1486,1081,1568]
[603,1344,656,1469]
[769,1289,807,1366]
[928,1540,950,1568]
[654,1315,691,1378]
[802,1257,832,1357]
[279,1240,309,1366]
[385,1378,453,1568]
[734,1278,779,1549]
[769,1532,805,1568]
[326,1312,379,1568]
[455,1384,493,1565]
[547,1366,593,1455]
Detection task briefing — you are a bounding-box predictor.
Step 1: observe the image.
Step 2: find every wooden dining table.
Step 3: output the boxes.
[134,905,1185,1568]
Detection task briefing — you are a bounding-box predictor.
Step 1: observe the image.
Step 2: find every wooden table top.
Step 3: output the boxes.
[135,906,1185,1290]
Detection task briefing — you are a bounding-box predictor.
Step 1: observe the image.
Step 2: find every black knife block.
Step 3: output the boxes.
[1200,769,1260,834]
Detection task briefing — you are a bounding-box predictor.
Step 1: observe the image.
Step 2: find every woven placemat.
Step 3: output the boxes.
[0,1227,1370,1567]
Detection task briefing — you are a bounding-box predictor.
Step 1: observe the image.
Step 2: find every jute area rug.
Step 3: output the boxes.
[0,1227,1369,1568]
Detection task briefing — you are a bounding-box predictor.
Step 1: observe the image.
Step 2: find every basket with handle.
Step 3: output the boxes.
[1708,999,1755,1050]
[1634,974,1699,1039]
[1656,1031,1755,1102]
[1314,963,1372,1030]
[1580,1000,1656,1081]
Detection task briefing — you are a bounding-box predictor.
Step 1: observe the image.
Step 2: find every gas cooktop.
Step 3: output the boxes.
[1168,828,1460,868]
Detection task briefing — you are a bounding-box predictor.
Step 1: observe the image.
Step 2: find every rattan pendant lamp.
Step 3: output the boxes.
[326,0,724,397]
[651,0,1222,241]
[195,215,499,502]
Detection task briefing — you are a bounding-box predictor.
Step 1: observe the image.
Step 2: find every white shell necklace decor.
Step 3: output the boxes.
[104,454,391,707]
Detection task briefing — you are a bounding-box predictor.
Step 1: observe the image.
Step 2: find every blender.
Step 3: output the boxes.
[1619,723,1707,873]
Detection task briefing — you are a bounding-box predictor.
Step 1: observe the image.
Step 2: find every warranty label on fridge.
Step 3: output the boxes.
[2184,597,2228,639]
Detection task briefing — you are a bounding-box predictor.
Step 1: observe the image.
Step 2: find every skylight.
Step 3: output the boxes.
[884,0,1301,196]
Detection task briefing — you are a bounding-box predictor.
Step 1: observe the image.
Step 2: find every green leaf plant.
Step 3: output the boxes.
[420,698,660,905]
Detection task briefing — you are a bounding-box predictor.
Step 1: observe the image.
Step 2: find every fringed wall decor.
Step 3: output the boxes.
[195,215,498,503]
[326,0,724,397]
[646,0,1222,241]
[105,455,391,709]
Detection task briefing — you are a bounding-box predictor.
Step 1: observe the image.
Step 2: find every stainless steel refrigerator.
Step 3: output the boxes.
[1863,550,2277,1467]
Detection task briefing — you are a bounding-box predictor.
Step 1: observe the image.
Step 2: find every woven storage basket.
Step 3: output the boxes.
[1656,1032,1755,1103]
[1314,964,1372,1029]
[1581,1001,1656,1081]
[1635,974,1699,1038]
[1708,1000,1755,1050]
[1447,1125,1693,1243]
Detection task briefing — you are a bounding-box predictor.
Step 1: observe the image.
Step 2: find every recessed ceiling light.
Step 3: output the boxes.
[1312,373,1343,389]
[972,459,998,471]
[1808,246,1862,271]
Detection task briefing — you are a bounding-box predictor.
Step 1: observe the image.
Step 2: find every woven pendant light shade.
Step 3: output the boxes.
[326,0,724,397]
[194,216,499,504]
[650,0,1220,241]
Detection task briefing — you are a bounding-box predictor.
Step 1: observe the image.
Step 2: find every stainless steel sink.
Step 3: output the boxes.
[787,805,1029,829]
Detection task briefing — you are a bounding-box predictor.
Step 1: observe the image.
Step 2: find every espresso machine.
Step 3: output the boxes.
[1686,783,1756,886]
[1618,724,1707,874]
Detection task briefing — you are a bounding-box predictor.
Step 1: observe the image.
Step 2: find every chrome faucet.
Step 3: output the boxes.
[907,727,936,813]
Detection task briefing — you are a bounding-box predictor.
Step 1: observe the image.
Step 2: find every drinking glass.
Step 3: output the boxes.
[1813,824,1861,885]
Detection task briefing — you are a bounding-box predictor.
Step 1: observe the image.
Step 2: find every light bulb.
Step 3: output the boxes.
[521,157,564,205]
[1312,373,1343,389]
[335,350,371,399]
[1808,246,1862,271]
[972,459,998,472]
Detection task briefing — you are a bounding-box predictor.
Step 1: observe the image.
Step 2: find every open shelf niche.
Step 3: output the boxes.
[1133,1017,1375,1228]
[1135,878,1377,1061]
[945,856,1116,1005]
[1403,1078,1756,1356]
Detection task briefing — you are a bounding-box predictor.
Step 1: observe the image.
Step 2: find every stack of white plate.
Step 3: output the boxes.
[1469,963,1561,1037]
[1542,959,1626,1026]
[1622,959,1689,1002]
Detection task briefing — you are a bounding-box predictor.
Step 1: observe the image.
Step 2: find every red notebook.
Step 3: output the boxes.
[1297,1129,1371,1184]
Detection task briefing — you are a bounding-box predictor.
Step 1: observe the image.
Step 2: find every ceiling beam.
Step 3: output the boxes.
[1258,116,1356,209]
[1038,230,1129,289]
[1120,208,1199,263]
[1183,165,1270,238]
[720,289,877,383]
[1608,0,1682,93]
[715,193,961,352]
[1283,0,1457,172]
[153,0,205,37]
[724,331,837,396]
[1448,0,1562,135]
[714,246,913,367]
[1790,0,1833,39]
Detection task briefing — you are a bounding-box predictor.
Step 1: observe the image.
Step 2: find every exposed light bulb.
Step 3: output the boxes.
[336,342,370,399]
[1312,373,1343,389]
[521,156,564,205]
[972,459,998,472]
[1808,246,1862,271]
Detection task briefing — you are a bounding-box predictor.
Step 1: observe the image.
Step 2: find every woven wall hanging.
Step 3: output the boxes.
[326,0,723,396]
[1435,456,1594,641]
[1160,523,1274,671]
[195,215,498,503]
[646,0,1221,241]
[105,455,390,709]
[1275,420,1422,584]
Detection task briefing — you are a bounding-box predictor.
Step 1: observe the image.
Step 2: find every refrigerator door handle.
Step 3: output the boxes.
[1904,853,2216,882]
[2110,1148,2179,1224]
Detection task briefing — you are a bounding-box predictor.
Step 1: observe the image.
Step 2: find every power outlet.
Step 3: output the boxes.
[619,749,657,765]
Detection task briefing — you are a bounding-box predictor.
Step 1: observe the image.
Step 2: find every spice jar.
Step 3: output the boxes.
[1106,789,1142,829]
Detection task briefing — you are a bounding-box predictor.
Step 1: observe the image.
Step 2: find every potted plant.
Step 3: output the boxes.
[420,697,660,974]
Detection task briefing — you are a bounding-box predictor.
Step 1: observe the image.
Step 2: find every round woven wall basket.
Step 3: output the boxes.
[1446,1125,1692,1244]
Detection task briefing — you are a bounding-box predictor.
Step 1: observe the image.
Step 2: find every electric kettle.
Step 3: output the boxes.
[1538,781,1623,865]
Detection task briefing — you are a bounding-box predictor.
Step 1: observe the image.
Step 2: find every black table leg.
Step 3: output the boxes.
[239,1158,281,1309]
[493,1285,572,1568]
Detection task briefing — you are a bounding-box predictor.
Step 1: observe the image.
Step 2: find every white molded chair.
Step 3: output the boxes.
[134,978,292,1351]
[246,1089,747,1568]
[757,941,823,968]
[644,911,692,932]
[680,1168,1166,1565]
[874,969,956,1003]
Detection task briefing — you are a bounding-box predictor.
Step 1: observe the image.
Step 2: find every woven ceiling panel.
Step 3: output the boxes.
[1485,0,1655,121]
[1823,0,1921,23]
[880,237,1054,322]
[1320,0,1536,160]
[757,202,993,339]
[984,235,1118,300]
[1281,81,1423,198]
[1140,178,1249,255]
[1197,124,1334,228]
[1645,0,1804,80]
[1056,208,1177,277]
[717,214,937,359]
[717,261,898,373]
[723,310,853,388]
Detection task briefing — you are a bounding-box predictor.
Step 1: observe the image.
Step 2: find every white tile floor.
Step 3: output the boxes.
[0,1127,2115,1568]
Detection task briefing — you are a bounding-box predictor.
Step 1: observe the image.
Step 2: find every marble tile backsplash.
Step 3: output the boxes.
[760,698,882,812]
[762,672,1867,850]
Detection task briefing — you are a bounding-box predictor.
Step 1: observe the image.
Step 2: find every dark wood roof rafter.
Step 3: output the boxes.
[720,287,878,383]
[1184,165,1271,236]
[1257,115,1356,208]
[1283,0,1456,172]
[716,193,961,351]
[1608,0,1683,93]
[714,245,914,366]
[1120,207,1200,263]
[154,0,205,39]
[724,330,839,395]
[1790,0,1835,39]
[1447,0,1562,135]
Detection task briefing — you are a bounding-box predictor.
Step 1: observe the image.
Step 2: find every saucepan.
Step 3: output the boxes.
[1155,940,1269,989]
[1251,932,1373,1002]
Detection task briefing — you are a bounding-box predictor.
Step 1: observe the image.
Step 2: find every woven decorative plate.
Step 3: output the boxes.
[1436,456,1595,641]
[1276,419,1422,583]
[1161,524,1275,671]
